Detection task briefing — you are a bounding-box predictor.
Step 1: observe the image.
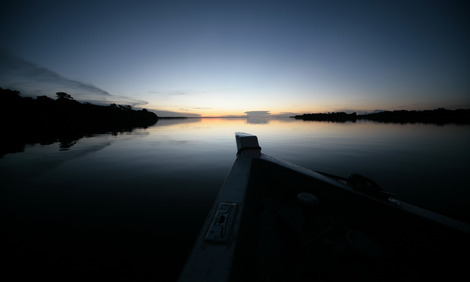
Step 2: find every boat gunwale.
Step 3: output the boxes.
[178,132,470,281]
[258,153,470,234]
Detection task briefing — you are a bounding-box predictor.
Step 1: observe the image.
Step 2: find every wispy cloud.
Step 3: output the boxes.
[243,111,297,119]
[149,88,229,97]
[244,111,271,117]
[151,109,200,117]
[149,90,189,96]
[0,52,146,106]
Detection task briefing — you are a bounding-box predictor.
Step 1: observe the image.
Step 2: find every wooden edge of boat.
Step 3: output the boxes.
[258,153,470,234]
[178,132,470,282]
[177,132,260,282]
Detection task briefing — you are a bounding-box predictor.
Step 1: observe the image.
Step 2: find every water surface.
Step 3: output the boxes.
[1,118,469,280]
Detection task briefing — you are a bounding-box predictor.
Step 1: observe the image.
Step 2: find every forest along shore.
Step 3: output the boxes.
[0,87,158,157]
[293,109,470,124]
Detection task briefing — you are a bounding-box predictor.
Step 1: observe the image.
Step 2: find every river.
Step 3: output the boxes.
[1,117,469,281]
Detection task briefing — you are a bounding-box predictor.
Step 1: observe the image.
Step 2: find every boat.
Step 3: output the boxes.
[178,132,470,281]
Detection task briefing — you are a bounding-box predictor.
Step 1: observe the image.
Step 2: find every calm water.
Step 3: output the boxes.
[1,118,469,280]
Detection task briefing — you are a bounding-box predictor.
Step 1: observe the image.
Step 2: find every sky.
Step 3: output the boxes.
[1,0,469,117]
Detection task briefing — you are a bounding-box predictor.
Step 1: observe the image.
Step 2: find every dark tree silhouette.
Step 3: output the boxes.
[0,87,158,157]
[293,112,357,122]
[293,109,470,124]
[56,92,74,100]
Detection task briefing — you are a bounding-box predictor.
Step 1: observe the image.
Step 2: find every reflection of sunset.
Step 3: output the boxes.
[120,118,470,215]
[2,115,469,281]
[147,117,443,147]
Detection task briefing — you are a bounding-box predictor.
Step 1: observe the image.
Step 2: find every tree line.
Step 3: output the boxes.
[0,87,158,156]
[293,109,470,125]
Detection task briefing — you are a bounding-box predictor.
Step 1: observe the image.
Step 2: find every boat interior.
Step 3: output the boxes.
[229,156,470,282]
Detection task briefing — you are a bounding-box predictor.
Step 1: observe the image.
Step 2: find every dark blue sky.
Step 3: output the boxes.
[1,0,469,116]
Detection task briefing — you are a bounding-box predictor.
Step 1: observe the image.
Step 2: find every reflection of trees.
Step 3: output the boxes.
[0,87,158,157]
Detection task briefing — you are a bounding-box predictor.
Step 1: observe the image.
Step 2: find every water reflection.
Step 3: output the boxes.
[1,117,469,281]
[246,117,270,124]
[2,118,469,223]
[0,122,156,158]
